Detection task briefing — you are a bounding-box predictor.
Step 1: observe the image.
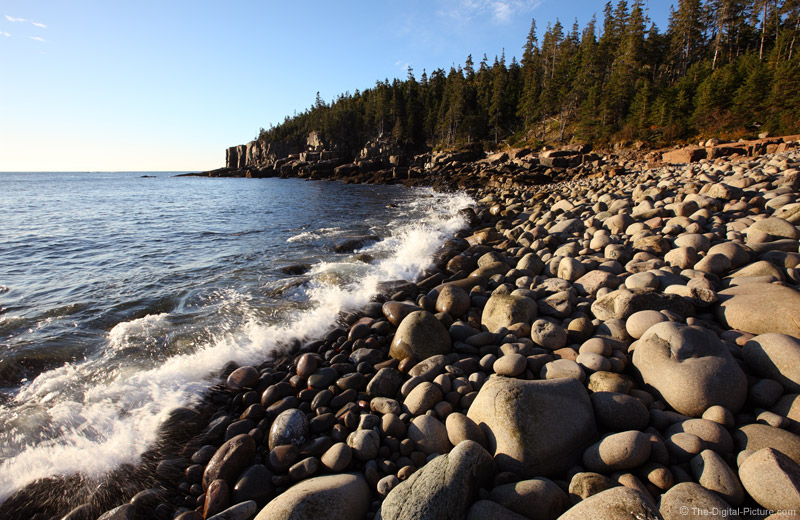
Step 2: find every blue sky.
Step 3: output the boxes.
[0,1,671,171]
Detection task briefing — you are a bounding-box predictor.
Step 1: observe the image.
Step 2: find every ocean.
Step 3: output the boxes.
[0,171,473,504]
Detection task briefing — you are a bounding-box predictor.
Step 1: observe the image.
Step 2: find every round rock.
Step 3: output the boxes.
[632,322,747,416]
[389,310,452,361]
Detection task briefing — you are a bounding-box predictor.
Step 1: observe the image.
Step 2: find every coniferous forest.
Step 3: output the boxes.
[258,0,800,152]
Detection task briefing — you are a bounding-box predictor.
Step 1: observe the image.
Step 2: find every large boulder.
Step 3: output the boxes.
[557,486,663,520]
[738,448,800,511]
[481,294,538,333]
[376,440,493,520]
[658,482,732,520]
[466,376,596,477]
[743,333,800,392]
[254,473,370,520]
[591,289,695,321]
[389,310,451,361]
[733,424,800,464]
[632,322,747,417]
[715,283,800,338]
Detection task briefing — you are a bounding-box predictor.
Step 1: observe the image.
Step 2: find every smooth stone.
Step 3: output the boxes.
[226,366,259,392]
[590,392,650,432]
[467,376,596,477]
[625,310,669,339]
[583,430,651,472]
[268,409,309,451]
[748,217,800,241]
[321,442,352,472]
[743,333,800,392]
[715,283,800,337]
[541,358,585,382]
[389,311,452,361]
[689,449,744,505]
[296,354,317,379]
[658,482,733,520]
[568,472,618,500]
[382,301,421,326]
[489,477,569,520]
[738,448,800,511]
[482,293,538,333]
[407,415,451,455]
[367,368,405,398]
[435,284,471,317]
[557,487,661,520]
[493,353,527,376]
[772,394,800,435]
[530,319,568,350]
[665,418,734,454]
[445,412,487,448]
[576,352,611,373]
[573,270,620,298]
[204,479,230,519]
[346,429,379,461]
[232,464,275,505]
[254,473,370,520]
[206,501,259,520]
[592,288,695,320]
[376,441,493,520]
[404,381,443,416]
[466,500,528,520]
[632,322,747,416]
[587,371,632,393]
[203,434,257,490]
[733,424,800,464]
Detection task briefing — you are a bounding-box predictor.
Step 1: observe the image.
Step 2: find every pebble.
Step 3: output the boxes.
[493,353,527,376]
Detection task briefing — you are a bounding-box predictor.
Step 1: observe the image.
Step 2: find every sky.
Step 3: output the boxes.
[0,1,671,172]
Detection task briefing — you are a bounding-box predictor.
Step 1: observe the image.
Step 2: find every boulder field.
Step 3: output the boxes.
[78,147,800,519]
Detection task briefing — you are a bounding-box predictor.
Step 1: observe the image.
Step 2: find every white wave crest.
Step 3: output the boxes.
[0,189,474,504]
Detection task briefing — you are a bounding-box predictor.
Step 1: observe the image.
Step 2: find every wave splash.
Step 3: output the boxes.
[0,189,473,504]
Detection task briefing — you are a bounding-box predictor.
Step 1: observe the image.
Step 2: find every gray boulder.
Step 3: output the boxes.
[377,440,493,520]
[254,473,370,520]
[632,322,746,417]
[467,376,596,477]
[557,486,663,520]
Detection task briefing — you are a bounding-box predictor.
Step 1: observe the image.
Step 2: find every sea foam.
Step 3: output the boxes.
[0,188,473,504]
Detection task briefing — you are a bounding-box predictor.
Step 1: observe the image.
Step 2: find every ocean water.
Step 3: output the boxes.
[0,171,473,504]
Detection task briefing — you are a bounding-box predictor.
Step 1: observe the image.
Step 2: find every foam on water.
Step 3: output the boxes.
[0,188,474,504]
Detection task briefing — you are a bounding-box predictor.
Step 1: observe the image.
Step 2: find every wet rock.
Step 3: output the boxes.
[204,479,230,518]
[233,464,274,505]
[377,440,493,520]
[206,500,259,520]
[466,376,596,477]
[435,285,471,317]
[97,505,136,520]
[203,434,257,490]
[367,368,405,398]
[254,473,370,520]
[226,366,259,392]
[389,311,451,361]
[632,322,747,416]
[268,409,309,450]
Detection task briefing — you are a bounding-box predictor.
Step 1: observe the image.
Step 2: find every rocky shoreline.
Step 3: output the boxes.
[5,141,800,520]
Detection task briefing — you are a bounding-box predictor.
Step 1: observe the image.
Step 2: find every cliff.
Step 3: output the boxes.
[201,132,800,192]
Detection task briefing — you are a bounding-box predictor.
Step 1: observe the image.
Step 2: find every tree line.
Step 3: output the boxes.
[258,0,800,153]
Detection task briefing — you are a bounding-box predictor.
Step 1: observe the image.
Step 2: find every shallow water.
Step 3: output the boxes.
[0,171,473,503]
